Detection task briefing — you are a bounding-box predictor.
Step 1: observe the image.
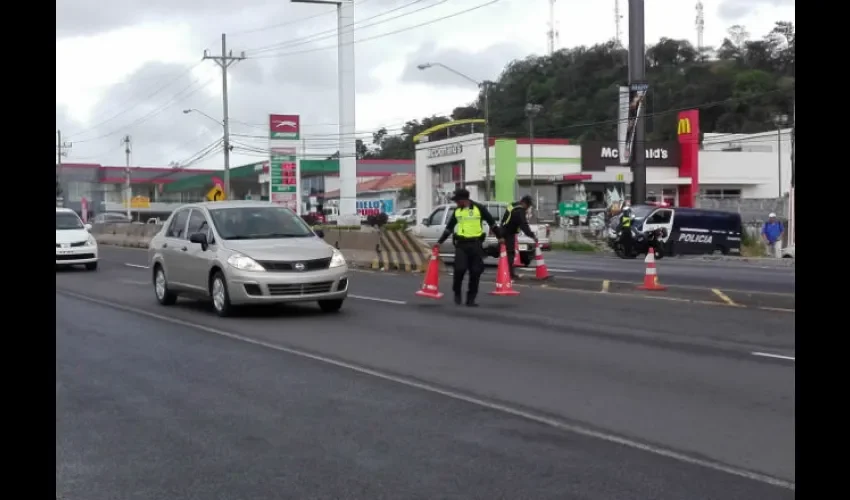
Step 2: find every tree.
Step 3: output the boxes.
[367,20,794,155]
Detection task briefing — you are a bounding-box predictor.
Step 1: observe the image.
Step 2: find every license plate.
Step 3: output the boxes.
[57,250,74,255]
[518,244,528,251]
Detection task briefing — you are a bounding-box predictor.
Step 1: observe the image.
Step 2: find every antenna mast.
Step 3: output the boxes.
[614,0,623,46]
[547,0,559,55]
[695,1,705,52]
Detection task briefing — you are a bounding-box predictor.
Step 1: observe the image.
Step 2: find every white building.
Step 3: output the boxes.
[414,131,791,219]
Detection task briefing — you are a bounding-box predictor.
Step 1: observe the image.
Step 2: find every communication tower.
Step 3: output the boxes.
[695,1,705,52]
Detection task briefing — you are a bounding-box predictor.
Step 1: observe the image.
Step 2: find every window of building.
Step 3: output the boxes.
[702,189,742,199]
[65,181,97,202]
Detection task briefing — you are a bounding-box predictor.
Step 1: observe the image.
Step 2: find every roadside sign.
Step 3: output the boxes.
[206,185,225,201]
[559,201,588,217]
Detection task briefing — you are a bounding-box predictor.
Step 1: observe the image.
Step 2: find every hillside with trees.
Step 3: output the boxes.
[356,21,794,160]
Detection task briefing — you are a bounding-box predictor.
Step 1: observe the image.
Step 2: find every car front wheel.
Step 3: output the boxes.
[210,271,234,317]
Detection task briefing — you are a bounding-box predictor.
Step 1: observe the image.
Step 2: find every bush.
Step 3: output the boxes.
[366,213,389,227]
[383,220,409,232]
[551,241,597,252]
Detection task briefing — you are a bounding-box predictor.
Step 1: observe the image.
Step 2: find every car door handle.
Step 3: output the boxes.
[181,247,188,251]
[162,243,168,248]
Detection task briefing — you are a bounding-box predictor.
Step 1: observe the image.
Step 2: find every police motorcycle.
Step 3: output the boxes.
[607,216,667,259]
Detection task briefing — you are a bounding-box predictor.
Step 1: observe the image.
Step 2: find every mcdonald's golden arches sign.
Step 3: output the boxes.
[677,117,691,135]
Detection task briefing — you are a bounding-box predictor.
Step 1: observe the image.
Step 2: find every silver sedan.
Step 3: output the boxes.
[148,201,348,317]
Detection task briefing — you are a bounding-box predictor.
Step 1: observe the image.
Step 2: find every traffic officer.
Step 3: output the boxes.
[435,188,502,307]
[618,206,634,255]
[500,195,538,280]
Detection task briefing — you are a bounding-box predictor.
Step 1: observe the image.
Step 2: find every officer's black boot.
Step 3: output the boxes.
[454,293,462,305]
[466,293,479,307]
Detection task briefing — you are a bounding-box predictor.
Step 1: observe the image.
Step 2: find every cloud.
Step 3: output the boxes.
[399,41,527,89]
[717,0,795,22]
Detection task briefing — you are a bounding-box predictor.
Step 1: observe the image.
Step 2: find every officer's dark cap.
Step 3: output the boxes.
[520,195,534,206]
[451,188,471,201]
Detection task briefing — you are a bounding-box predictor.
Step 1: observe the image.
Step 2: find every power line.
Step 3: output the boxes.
[251,0,504,59]
[66,62,203,140]
[72,78,217,144]
[248,0,442,55]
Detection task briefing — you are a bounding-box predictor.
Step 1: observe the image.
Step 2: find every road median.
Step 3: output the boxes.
[90,223,431,274]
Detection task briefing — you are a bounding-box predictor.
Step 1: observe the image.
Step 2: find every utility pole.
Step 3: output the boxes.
[123,135,132,219]
[627,0,647,204]
[56,130,72,206]
[203,33,245,198]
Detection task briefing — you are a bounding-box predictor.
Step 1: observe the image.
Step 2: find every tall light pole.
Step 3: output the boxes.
[525,103,543,222]
[772,113,789,198]
[628,0,647,203]
[293,0,357,225]
[417,62,493,200]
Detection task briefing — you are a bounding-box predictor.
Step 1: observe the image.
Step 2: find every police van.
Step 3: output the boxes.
[628,204,743,256]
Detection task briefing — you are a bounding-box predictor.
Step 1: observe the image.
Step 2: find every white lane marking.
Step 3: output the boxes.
[350,294,406,305]
[124,263,149,269]
[57,289,794,491]
[751,352,795,361]
[545,267,576,273]
[120,279,149,286]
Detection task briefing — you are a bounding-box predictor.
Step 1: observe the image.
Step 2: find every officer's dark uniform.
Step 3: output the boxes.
[436,189,501,307]
[618,210,634,255]
[500,195,538,279]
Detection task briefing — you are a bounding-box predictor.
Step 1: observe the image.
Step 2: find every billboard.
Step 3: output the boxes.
[581,141,680,171]
[269,114,300,140]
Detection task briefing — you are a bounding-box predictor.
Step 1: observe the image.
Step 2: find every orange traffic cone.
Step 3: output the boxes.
[513,238,523,267]
[490,243,520,296]
[415,246,444,299]
[533,243,550,280]
[637,248,666,291]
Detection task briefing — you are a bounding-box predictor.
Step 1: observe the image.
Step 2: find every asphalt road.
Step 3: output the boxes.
[537,251,795,294]
[57,247,795,498]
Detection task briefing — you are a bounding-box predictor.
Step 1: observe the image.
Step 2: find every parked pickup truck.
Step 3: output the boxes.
[412,202,551,266]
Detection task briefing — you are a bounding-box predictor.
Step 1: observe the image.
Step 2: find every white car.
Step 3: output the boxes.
[782,245,795,259]
[56,208,98,270]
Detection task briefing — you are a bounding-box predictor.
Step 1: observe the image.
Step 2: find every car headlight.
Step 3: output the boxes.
[226,253,266,271]
[329,249,346,268]
[87,235,97,246]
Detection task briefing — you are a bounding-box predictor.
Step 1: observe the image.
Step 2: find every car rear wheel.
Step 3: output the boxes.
[85,262,98,271]
[210,271,234,317]
[318,299,344,313]
[153,265,178,305]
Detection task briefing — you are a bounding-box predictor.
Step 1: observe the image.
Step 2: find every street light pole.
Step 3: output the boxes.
[418,62,492,200]
[772,113,789,198]
[525,103,543,221]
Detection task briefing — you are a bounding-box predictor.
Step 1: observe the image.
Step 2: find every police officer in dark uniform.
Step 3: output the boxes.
[618,206,634,255]
[435,188,502,307]
[500,195,538,280]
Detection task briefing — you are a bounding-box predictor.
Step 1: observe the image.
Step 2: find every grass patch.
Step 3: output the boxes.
[740,230,767,257]
[551,241,598,252]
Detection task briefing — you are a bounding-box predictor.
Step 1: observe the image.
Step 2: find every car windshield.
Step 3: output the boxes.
[209,206,313,240]
[57,212,84,230]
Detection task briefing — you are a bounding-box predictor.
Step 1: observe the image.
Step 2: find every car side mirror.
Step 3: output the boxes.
[421,218,430,226]
[314,229,325,238]
[84,223,92,231]
[189,232,208,250]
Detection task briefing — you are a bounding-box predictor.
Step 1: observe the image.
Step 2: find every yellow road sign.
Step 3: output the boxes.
[206,185,225,201]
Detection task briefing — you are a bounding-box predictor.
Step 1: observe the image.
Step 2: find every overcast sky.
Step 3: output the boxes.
[56,0,795,170]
